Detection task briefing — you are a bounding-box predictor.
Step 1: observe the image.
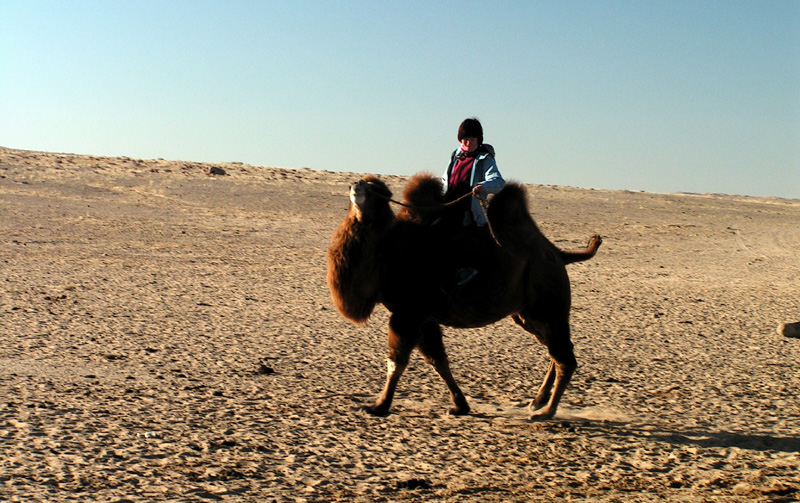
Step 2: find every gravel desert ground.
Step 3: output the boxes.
[1,146,799,502]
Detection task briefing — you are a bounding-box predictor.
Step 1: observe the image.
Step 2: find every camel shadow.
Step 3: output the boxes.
[553,418,800,454]
[353,398,799,454]
[644,426,800,453]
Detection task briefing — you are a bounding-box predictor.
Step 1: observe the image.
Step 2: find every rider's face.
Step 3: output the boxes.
[460,137,479,153]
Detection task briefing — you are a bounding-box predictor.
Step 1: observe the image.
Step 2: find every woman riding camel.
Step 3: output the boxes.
[442,117,506,227]
[441,117,506,286]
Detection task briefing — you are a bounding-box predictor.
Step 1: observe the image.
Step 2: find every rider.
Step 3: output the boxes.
[442,117,506,227]
[441,118,506,286]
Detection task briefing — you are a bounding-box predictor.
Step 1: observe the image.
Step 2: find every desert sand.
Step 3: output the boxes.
[1,146,799,502]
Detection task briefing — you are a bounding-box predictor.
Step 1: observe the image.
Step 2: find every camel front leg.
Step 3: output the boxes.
[365,314,418,416]
[366,358,408,416]
[418,322,470,415]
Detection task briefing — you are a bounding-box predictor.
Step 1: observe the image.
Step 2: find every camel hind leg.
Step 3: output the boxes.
[513,313,576,420]
[530,361,556,411]
[417,321,470,415]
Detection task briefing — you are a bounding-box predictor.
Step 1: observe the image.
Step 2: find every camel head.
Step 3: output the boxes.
[348,175,393,223]
[327,175,395,324]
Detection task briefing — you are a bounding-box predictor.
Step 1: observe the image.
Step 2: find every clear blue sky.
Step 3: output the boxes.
[2,1,798,198]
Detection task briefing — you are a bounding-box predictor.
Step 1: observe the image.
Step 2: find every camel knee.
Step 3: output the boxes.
[556,350,576,369]
[553,354,577,378]
[387,349,412,370]
[545,326,575,367]
[418,342,448,367]
[387,334,417,367]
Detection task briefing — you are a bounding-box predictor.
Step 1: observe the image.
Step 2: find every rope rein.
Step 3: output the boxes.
[366,183,504,248]
[367,188,473,211]
[477,196,504,248]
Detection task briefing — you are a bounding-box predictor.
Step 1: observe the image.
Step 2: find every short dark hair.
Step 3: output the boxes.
[458,117,483,145]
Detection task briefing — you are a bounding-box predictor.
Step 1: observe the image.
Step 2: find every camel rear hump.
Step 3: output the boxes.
[487,183,602,263]
[486,182,546,256]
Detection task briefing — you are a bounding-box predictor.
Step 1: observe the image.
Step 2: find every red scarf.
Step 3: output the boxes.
[448,150,475,189]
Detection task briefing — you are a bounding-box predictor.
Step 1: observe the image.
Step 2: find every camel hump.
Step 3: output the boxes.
[487,184,601,265]
[485,182,544,255]
[404,172,443,201]
[398,172,445,223]
[486,182,535,228]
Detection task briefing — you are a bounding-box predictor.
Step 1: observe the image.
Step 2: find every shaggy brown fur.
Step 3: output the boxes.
[327,173,601,419]
[326,175,393,323]
[396,172,447,225]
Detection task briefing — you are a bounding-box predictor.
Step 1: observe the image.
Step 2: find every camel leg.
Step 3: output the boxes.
[514,314,576,420]
[530,361,556,411]
[417,322,470,415]
[365,314,418,416]
[512,313,547,346]
[513,314,554,410]
[532,321,576,421]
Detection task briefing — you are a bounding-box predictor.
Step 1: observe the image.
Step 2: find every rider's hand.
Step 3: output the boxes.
[472,185,486,199]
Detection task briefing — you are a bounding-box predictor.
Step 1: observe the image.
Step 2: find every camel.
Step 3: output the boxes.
[327,173,601,419]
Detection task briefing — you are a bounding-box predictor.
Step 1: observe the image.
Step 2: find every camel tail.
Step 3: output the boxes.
[559,234,602,264]
[487,183,602,265]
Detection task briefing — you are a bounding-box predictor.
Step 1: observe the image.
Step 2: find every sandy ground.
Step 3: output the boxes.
[1,146,799,502]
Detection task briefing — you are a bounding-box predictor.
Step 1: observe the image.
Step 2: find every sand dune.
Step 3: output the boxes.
[2,146,799,502]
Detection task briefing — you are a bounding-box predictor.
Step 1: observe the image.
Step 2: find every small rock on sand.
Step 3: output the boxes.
[205,166,226,176]
[778,322,800,338]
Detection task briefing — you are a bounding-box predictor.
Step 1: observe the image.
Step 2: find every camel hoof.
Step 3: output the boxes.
[364,404,390,417]
[529,395,550,412]
[449,403,471,416]
[530,411,556,422]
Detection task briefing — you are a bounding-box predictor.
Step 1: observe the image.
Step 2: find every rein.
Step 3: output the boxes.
[365,185,472,211]
[364,183,504,248]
